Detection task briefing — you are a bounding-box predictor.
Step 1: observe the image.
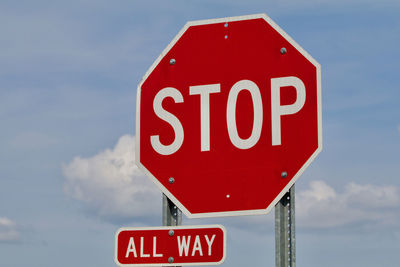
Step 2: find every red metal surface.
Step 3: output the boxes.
[137,15,321,217]
[115,226,225,266]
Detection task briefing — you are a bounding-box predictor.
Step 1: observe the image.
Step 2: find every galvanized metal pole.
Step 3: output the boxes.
[162,194,182,266]
[275,185,296,267]
[162,194,182,226]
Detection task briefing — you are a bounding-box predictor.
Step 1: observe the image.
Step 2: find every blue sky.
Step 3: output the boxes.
[1,1,400,267]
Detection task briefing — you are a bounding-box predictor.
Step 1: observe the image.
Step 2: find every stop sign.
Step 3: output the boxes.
[136,14,322,218]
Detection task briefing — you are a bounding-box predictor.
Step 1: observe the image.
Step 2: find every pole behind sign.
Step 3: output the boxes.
[163,194,182,227]
[163,194,182,266]
[275,186,296,267]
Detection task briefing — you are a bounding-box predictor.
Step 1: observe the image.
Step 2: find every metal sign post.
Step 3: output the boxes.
[162,194,182,226]
[162,194,182,267]
[275,185,296,267]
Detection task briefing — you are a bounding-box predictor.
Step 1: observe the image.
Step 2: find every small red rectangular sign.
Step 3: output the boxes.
[115,225,226,266]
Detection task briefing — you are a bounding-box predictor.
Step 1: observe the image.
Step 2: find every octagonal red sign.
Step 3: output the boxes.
[136,14,322,218]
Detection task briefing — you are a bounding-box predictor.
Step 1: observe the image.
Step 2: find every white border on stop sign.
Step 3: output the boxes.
[135,13,322,218]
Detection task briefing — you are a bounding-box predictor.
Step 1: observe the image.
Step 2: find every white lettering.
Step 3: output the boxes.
[204,234,216,256]
[227,80,263,149]
[189,84,221,151]
[152,236,163,257]
[177,236,191,257]
[149,77,307,153]
[271,76,306,146]
[140,237,150,257]
[150,87,184,155]
[191,235,203,256]
[125,237,137,258]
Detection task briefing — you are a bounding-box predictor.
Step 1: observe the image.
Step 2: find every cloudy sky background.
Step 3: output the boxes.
[1,0,400,266]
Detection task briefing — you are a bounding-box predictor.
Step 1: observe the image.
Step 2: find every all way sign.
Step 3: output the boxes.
[115,225,226,266]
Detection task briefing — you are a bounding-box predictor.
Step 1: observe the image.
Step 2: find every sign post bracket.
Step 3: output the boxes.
[275,185,296,267]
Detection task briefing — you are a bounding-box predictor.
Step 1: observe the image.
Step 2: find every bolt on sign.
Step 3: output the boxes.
[115,225,226,266]
[136,14,322,218]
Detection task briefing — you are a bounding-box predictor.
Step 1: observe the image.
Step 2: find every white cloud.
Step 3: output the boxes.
[297,180,400,228]
[210,181,400,233]
[63,135,400,230]
[62,135,160,221]
[0,217,20,242]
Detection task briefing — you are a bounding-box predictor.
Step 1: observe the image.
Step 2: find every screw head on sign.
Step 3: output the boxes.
[168,230,174,236]
[280,47,287,54]
[169,58,176,65]
[281,171,288,178]
[169,177,175,184]
[168,257,174,263]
